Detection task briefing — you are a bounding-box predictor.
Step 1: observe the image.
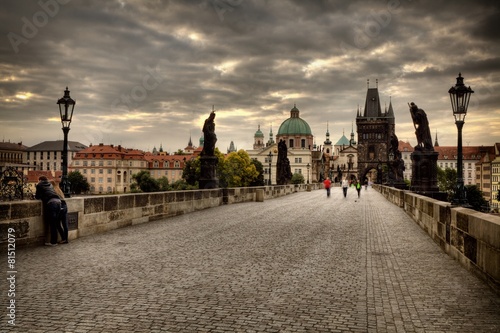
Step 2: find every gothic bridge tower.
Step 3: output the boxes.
[356,80,395,183]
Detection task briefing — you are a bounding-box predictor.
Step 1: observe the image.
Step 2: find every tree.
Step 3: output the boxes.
[250,158,265,186]
[182,157,200,186]
[68,171,90,194]
[437,167,457,201]
[465,185,488,212]
[131,170,160,192]
[220,150,259,187]
[157,176,170,191]
[291,172,305,184]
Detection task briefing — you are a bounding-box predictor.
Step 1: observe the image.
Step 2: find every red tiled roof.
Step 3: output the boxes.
[73,144,146,160]
[434,146,495,160]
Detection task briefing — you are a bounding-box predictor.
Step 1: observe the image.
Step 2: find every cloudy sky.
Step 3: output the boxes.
[1,0,499,153]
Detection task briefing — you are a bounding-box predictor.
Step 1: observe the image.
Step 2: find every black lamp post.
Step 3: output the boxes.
[57,87,76,198]
[448,73,473,206]
[306,163,310,184]
[268,151,273,185]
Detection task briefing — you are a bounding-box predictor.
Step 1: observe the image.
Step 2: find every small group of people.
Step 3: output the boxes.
[323,177,364,199]
[35,176,69,246]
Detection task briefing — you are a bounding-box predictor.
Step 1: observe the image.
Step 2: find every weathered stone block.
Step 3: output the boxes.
[0,204,10,221]
[150,193,164,205]
[104,196,118,211]
[84,197,104,214]
[10,202,41,219]
[135,194,149,207]
[118,195,134,210]
[0,220,29,241]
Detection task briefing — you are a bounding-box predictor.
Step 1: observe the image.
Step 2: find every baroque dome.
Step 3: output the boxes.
[277,105,312,136]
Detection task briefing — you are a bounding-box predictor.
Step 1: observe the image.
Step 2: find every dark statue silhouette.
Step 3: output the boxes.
[409,102,433,151]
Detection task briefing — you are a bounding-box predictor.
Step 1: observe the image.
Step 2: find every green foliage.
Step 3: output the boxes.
[437,167,457,201]
[291,172,305,184]
[182,157,200,186]
[169,179,198,191]
[131,170,160,193]
[68,171,90,194]
[157,177,170,191]
[220,150,259,187]
[250,158,265,186]
[465,185,488,212]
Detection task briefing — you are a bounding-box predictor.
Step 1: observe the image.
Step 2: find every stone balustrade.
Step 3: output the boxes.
[374,185,500,295]
[1,184,320,247]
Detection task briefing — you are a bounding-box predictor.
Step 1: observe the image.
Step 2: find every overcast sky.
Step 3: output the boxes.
[1,0,499,153]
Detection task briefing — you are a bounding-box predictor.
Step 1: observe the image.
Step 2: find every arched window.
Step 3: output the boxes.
[174,161,180,168]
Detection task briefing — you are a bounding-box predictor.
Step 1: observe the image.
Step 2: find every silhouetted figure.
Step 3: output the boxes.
[409,102,433,151]
[276,140,292,185]
[201,111,217,156]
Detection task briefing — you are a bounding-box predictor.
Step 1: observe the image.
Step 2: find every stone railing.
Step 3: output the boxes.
[0,184,321,247]
[374,185,500,295]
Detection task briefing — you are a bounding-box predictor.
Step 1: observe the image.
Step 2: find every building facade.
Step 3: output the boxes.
[26,140,87,173]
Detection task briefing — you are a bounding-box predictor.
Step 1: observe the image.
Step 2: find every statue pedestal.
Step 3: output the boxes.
[199,156,219,189]
[410,150,447,200]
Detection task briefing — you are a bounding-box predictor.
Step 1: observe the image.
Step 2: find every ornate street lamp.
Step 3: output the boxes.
[268,151,273,185]
[448,73,473,206]
[306,163,310,184]
[57,87,76,198]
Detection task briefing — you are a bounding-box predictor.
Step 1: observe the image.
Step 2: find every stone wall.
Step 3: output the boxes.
[1,184,320,247]
[375,185,500,294]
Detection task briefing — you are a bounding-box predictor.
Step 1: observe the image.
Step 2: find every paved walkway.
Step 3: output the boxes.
[4,187,500,332]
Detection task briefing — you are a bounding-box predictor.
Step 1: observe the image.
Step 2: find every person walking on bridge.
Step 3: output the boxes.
[323,177,331,197]
[341,177,349,198]
[355,179,361,198]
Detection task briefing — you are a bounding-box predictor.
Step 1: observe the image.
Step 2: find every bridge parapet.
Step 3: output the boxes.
[375,184,500,295]
[1,183,320,247]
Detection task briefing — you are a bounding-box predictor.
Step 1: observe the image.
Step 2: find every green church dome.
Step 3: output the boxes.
[277,105,312,136]
[254,125,264,137]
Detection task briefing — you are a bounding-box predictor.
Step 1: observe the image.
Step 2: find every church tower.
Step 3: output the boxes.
[356,80,395,183]
[323,122,332,154]
[253,125,265,150]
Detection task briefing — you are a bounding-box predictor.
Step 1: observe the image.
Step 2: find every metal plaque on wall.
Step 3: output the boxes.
[67,212,78,231]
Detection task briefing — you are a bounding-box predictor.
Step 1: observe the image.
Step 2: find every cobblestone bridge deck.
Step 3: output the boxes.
[4,187,500,332]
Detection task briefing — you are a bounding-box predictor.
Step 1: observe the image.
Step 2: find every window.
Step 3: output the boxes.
[107,178,112,183]
[91,169,95,174]
[99,160,104,166]
[289,139,294,148]
[83,161,88,166]
[174,161,180,168]
[98,177,103,183]
[301,139,306,148]
[99,169,103,174]
[91,161,95,166]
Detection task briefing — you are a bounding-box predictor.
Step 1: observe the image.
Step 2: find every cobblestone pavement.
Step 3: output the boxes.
[3,187,500,332]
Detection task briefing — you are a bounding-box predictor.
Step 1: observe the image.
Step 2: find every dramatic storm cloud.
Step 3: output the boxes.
[1,0,499,152]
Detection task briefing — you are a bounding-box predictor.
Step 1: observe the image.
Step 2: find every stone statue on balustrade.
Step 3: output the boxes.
[276,139,292,185]
[409,102,433,151]
[199,109,219,189]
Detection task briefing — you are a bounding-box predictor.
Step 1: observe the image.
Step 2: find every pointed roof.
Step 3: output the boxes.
[434,131,439,147]
[335,130,350,146]
[363,88,382,117]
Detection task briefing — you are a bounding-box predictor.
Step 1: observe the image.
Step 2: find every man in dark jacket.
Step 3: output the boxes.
[35,176,62,246]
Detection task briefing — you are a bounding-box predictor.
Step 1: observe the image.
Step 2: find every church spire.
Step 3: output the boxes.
[434,130,440,147]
